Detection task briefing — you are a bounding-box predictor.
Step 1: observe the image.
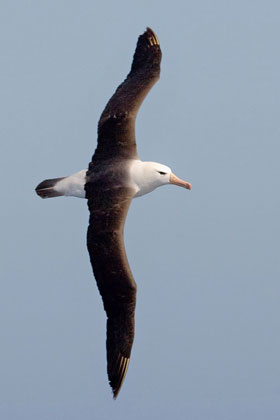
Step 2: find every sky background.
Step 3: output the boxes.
[1,1,280,419]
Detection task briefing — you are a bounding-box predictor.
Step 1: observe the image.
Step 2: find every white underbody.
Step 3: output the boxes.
[55,169,87,198]
[54,160,171,199]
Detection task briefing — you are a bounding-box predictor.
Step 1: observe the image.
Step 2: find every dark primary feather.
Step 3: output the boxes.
[86,28,161,398]
[91,27,162,162]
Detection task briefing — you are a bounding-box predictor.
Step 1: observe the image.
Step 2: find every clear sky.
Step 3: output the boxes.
[1,1,280,419]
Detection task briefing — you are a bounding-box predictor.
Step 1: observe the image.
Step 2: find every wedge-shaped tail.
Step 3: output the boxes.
[35,177,66,198]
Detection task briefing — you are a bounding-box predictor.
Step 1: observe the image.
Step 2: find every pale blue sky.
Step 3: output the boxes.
[1,1,280,419]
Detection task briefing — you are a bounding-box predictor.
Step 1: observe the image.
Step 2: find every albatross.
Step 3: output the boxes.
[35,27,191,398]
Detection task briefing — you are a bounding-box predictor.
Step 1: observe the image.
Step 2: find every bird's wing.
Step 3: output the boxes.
[87,186,137,398]
[92,27,162,161]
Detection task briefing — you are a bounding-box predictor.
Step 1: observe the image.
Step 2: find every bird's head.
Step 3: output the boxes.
[152,162,192,190]
[132,161,191,197]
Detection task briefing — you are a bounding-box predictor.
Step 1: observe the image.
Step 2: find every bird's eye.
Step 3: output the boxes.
[158,171,166,175]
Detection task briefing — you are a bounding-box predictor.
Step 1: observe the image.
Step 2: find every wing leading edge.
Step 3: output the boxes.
[87,188,137,398]
[91,27,162,162]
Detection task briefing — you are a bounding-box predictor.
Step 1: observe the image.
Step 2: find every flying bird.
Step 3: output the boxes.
[35,27,191,398]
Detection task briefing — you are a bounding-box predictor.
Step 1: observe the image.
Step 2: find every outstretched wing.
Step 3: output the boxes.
[86,185,137,398]
[86,27,161,398]
[92,27,162,161]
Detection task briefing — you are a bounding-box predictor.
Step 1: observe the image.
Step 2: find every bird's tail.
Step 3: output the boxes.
[35,177,66,199]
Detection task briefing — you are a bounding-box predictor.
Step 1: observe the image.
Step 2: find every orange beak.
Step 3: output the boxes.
[170,173,192,190]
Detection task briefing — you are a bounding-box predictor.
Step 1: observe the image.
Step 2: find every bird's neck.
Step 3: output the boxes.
[128,160,160,198]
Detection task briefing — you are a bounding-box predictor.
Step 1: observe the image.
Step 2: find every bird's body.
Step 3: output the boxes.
[36,160,175,199]
[36,28,191,398]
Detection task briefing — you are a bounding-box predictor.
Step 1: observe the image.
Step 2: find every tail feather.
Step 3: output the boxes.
[35,177,66,199]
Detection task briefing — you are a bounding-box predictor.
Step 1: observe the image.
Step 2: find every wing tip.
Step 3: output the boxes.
[144,27,160,46]
[111,356,130,399]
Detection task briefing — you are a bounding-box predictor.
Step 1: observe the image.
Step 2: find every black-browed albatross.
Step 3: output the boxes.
[36,28,191,398]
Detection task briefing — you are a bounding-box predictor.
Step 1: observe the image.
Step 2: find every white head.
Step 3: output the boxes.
[130,161,191,197]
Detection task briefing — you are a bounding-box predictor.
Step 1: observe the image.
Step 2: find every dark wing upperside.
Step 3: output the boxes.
[87,186,137,398]
[92,27,162,161]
